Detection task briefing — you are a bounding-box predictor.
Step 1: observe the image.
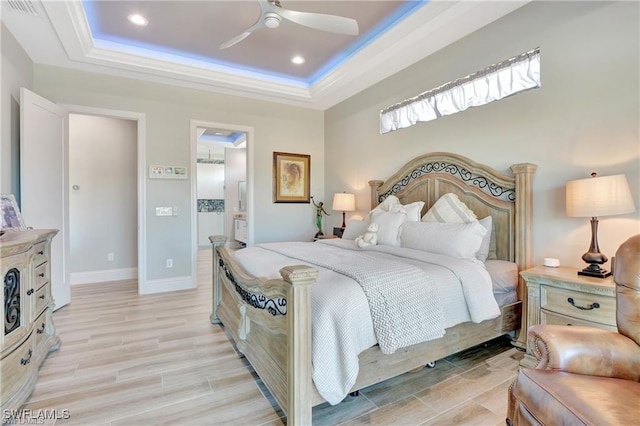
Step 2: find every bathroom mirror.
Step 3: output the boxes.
[238,181,246,212]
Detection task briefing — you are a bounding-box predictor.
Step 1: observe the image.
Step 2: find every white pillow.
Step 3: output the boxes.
[389,201,425,222]
[422,193,477,223]
[400,221,487,260]
[366,195,400,220]
[342,220,368,240]
[476,216,492,262]
[370,210,408,247]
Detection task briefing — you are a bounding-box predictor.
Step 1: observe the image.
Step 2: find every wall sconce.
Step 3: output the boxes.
[566,173,636,278]
[332,192,355,229]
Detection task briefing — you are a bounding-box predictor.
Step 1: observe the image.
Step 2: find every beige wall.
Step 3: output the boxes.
[324,1,640,268]
[33,65,324,281]
[1,23,33,200]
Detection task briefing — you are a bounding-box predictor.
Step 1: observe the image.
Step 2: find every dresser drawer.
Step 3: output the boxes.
[33,311,48,352]
[34,261,49,289]
[541,310,617,332]
[1,332,35,404]
[541,285,616,326]
[32,284,50,320]
[33,241,48,267]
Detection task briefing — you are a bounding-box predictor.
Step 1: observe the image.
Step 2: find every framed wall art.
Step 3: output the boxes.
[149,165,187,179]
[1,194,27,230]
[273,152,310,203]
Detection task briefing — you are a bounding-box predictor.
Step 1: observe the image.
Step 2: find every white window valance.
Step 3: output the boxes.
[380,47,541,134]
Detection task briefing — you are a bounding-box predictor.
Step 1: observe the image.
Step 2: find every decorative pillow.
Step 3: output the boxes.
[342,220,369,240]
[376,195,400,211]
[389,201,425,222]
[400,221,487,260]
[476,216,493,262]
[366,195,400,220]
[422,193,477,223]
[370,210,408,247]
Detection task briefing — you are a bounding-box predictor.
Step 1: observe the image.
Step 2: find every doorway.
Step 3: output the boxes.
[63,104,147,294]
[68,114,138,285]
[190,120,251,254]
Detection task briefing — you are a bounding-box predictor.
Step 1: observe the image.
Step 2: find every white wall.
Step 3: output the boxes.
[197,162,224,246]
[1,23,33,199]
[224,148,247,242]
[68,114,137,281]
[324,1,639,269]
[32,65,324,282]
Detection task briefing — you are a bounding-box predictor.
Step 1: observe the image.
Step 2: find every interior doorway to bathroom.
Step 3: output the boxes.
[193,124,248,249]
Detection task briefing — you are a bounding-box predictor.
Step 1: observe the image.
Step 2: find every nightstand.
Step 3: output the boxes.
[313,234,338,241]
[520,266,617,367]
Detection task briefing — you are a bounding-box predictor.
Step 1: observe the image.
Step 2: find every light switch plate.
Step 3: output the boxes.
[156,207,173,216]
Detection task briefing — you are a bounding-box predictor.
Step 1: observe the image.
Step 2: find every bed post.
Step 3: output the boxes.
[208,235,227,324]
[509,163,537,349]
[369,180,383,209]
[281,265,319,426]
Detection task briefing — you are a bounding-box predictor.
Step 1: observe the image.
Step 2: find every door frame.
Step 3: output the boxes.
[190,120,254,263]
[61,104,147,294]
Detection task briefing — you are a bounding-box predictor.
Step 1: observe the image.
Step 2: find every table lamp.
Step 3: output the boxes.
[332,192,355,229]
[566,173,636,278]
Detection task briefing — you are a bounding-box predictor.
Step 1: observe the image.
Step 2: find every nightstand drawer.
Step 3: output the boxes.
[541,285,616,326]
[540,310,617,332]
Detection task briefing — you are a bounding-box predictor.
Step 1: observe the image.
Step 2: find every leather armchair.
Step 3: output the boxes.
[507,234,640,425]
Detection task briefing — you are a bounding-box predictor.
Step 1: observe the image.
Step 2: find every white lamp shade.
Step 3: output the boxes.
[566,174,636,218]
[332,193,355,212]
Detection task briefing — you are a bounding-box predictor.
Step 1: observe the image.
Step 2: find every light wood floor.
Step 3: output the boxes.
[24,249,524,425]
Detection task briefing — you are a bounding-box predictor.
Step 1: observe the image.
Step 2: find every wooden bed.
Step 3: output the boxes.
[209,152,537,425]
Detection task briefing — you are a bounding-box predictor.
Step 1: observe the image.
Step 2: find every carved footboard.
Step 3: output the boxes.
[210,239,318,425]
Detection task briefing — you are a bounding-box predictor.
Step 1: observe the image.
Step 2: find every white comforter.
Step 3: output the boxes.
[232,239,500,405]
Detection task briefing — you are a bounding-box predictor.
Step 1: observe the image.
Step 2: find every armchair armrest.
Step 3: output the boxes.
[528,324,640,381]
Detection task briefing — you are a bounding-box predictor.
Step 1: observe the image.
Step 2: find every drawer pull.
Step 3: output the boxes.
[38,273,45,277]
[39,294,45,300]
[26,289,34,296]
[567,297,600,311]
[20,349,33,365]
[37,323,45,334]
[37,250,44,255]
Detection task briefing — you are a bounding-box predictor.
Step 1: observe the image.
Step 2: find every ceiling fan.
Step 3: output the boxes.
[220,0,359,49]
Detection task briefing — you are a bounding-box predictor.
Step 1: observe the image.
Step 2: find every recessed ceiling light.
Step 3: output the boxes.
[127,14,148,26]
[291,56,305,65]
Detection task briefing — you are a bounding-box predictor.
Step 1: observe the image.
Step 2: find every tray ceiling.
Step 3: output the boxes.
[2,0,529,109]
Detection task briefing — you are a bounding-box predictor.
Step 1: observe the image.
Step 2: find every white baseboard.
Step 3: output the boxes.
[70,267,138,285]
[139,276,195,295]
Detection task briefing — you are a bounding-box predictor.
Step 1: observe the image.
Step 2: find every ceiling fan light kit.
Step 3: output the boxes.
[263,12,281,29]
[220,0,359,49]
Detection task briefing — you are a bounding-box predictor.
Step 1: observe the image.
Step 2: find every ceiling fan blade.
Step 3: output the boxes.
[278,8,359,36]
[220,32,252,49]
[219,21,264,49]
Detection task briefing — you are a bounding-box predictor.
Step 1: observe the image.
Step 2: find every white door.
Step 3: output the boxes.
[20,88,70,310]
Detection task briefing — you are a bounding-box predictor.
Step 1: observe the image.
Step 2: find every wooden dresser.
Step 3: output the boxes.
[1,229,60,411]
[520,266,616,367]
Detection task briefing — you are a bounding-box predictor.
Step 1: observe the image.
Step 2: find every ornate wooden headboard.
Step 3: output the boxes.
[369,152,536,267]
[369,152,537,348]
